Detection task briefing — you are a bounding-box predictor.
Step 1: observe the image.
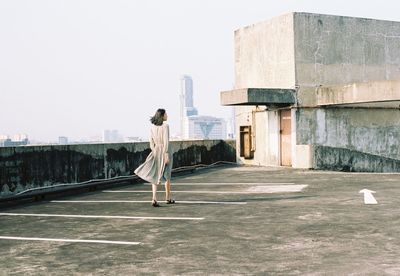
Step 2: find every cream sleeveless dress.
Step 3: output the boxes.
[134,123,172,184]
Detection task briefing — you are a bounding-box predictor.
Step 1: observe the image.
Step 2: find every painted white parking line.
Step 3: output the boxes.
[246,185,308,193]
[169,183,296,186]
[104,185,308,194]
[51,200,247,205]
[0,213,204,221]
[0,236,140,245]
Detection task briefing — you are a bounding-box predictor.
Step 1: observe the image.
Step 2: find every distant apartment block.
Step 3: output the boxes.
[182,116,227,140]
[0,134,29,147]
[103,130,123,143]
[58,136,68,145]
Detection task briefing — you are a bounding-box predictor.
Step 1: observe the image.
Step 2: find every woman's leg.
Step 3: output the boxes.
[152,184,158,202]
[164,180,171,201]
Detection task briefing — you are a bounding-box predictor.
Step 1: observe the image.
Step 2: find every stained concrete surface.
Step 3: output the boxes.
[0,140,235,197]
[1,165,400,275]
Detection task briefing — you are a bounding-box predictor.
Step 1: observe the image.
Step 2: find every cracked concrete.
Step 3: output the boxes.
[1,165,400,275]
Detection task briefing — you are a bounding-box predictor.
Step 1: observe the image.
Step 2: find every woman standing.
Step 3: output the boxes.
[134,108,174,207]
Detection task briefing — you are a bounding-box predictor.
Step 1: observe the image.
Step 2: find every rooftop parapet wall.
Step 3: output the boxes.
[314,146,400,172]
[0,140,236,198]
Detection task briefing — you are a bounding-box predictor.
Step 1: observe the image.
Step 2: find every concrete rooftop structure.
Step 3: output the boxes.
[221,88,296,107]
[221,12,400,172]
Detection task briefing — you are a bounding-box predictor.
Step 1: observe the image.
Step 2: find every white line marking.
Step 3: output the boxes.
[246,185,308,193]
[0,236,140,245]
[0,213,204,221]
[359,189,378,204]
[51,200,246,205]
[168,183,296,186]
[104,191,286,194]
[104,185,308,194]
[167,200,245,205]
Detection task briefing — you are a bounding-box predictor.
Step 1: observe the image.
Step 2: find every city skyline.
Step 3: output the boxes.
[1,1,400,141]
[1,73,232,144]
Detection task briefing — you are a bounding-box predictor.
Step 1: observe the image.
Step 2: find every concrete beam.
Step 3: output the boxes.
[317,80,400,107]
[220,88,296,106]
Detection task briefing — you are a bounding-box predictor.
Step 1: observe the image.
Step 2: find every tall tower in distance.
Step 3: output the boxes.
[180,75,198,136]
[179,75,227,140]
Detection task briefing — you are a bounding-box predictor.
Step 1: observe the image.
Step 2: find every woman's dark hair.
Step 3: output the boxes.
[150,108,166,126]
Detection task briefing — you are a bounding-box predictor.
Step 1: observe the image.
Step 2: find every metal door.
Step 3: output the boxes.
[240,126,253,159]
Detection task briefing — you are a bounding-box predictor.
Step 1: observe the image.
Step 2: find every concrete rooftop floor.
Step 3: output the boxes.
[1,165,400,275]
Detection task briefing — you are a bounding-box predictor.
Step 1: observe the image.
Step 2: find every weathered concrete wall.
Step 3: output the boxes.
[317,80,400,107]
[292,13,400,171]
[0,140,236,197]
[253,110,280,166]
[294,12,400,105]
[314,146,400,172]
[235,13,296,89]
[296,108,400,171]
[234,13,295,165]
[254,111,268,165]
[267,110,280,165]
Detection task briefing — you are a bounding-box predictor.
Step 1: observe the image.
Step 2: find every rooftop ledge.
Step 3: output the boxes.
[220,88,296,107]
[317,80,400,108]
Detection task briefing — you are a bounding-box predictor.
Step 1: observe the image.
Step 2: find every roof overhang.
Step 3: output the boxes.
[220,88,296,107]
[317,80,400,108]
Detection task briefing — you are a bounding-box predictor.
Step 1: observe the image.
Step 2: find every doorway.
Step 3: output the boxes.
[239,126,253,159]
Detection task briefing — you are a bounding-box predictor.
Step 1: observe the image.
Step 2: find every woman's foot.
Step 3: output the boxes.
[166,199,175,204]
[152,200,160,207]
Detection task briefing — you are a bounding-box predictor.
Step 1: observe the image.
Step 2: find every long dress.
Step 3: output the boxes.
[134,123,172,184]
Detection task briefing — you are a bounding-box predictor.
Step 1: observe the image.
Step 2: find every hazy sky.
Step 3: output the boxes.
[1,0,400,142]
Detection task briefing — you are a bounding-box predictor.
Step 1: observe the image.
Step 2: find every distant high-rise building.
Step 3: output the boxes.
[179,75,226,140]
[182,116,227,140]
[103,130,123,143]
[0,134,29,147]
[0,135,8,147]
[180,75,198,136]
[12,134,28,142]
[58,136,68,145]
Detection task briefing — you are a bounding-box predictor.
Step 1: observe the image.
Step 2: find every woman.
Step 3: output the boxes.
[134,108,174,207]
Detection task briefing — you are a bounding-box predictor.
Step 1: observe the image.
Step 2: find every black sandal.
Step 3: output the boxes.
[166,199,175,204]
[152,200,160,207]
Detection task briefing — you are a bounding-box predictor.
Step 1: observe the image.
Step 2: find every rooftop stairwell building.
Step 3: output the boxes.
[221,12,400,172]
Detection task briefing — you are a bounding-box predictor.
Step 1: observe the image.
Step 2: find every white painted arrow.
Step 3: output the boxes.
[359,189,378,205]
